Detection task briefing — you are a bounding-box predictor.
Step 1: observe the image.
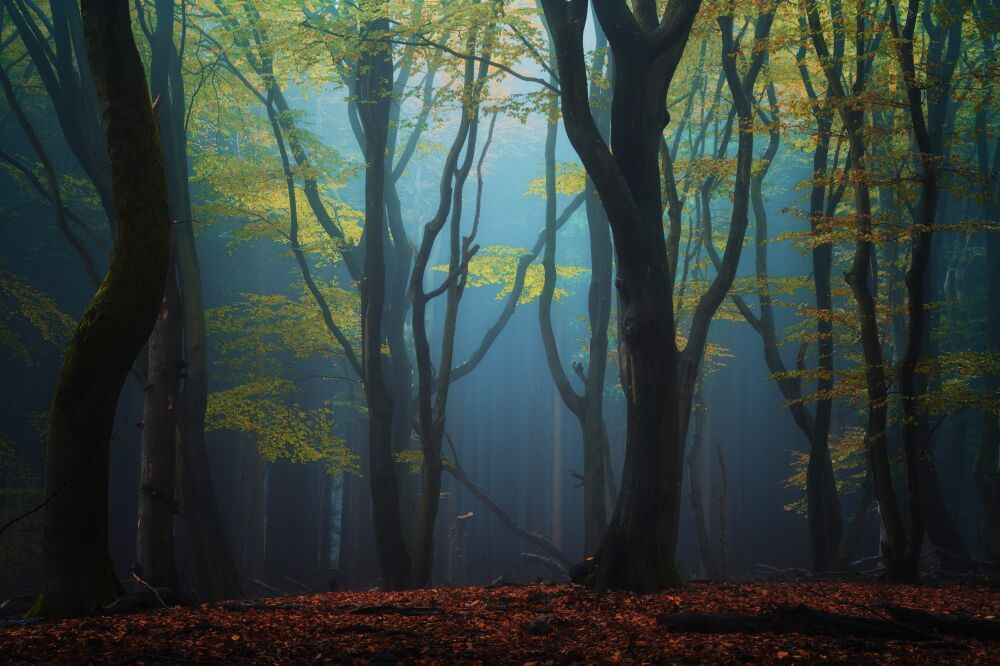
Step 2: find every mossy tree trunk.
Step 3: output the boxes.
[30,0,171,619]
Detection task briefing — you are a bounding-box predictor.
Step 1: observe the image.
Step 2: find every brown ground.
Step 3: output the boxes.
[2,582,999,664]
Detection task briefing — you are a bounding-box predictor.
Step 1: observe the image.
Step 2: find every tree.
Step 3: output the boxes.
[149,0,244,601]
[791,19,851,571]
[973,0,1000,560]
[537,21,616,555]
[884,0,940,581]
[800,0,946,582]
[203,0,572,587]
[354,5,411,590]
[540,0,768,591]
[29,0,171,618]
[409,18,498,583]
[1,0,115,227]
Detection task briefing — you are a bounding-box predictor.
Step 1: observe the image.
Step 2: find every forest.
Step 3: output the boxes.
[0,0,999,663]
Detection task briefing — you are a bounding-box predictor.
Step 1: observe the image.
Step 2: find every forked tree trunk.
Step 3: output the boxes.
[410,38,492,586]
[786,46,847,570]
[542,0,763,591]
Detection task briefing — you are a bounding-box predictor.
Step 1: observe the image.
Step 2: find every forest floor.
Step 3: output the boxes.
[2,582,1000,664]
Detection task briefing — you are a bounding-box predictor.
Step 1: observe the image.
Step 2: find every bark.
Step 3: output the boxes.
[974,24,1000,558]
[766,100,842,572]
[410,39,491,586]
[839,474,875,564]
[147,0,243,600]
[542,0,751,592]
[136,258,181,590]
[319,469,333,575]
[794,46,848,571]
[686,386,719,579]
[908,1,971,568]
[978,222,1000,560]
[804,0,913,581]
[712,36,843,571]
[339,406,377,588]
[135,0,183,594]
[356,11,411,590]
[887,0,939,581]
[691,9,774,580]
[537,25,613,555]
[29,0,170,618]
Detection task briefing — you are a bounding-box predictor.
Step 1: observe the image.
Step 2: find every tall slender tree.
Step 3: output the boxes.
[355,5,412,590]
[538,20,615,555]
[410,39,492,586]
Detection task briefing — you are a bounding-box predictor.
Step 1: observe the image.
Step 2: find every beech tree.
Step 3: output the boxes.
[30,0,171,618]
[540,0,765,591]
[537,22,616,555]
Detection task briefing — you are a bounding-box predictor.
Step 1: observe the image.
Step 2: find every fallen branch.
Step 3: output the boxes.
[657,603,999,643]
[850,554,884,569]
[487,562,522,587]
[930,547,1000,572]
[349,605,442,616]
[885,605,1000,641]
[519,552,569,581]
[102,588,194,615]
[247,578,290,597]
[280,575,314,593]
[214,601,303,612]
[444,461,570,568]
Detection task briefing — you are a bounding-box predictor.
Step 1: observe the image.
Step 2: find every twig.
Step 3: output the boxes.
[129,570,169,610]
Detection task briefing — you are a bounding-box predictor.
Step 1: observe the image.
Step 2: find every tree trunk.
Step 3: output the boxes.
[319,469,333,575]
[356,10,411,590]
[978,224,1000,559]
[805,1,912,582]
[29,0,171,618]
[975,115,1000,558]
[537,24,613,557]
[804,108,843,573]
[542,0,752,591]
[145,0,243,601]
[136,259,181,589]
[687,384,719,579]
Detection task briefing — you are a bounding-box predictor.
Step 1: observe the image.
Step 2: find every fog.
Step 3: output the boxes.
[1,1,994,604]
